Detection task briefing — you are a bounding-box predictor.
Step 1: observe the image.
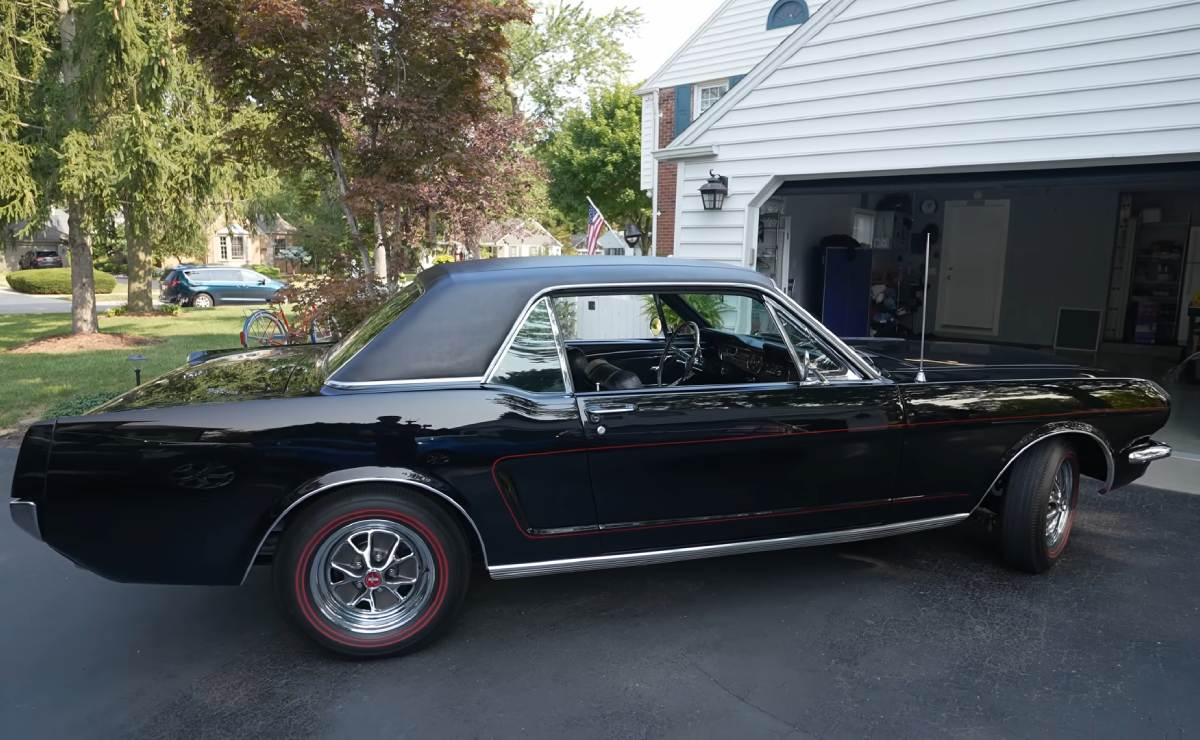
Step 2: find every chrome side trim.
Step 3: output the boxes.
[324,376,482,390]
[487,513,968,579]
[1129,444,1172,464]
[982,428,1115,499]
[9,500,41,541]
[240,477,489,584]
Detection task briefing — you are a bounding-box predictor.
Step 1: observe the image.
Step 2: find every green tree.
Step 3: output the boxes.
[0,0,56,225]
[186,0,532,280]
[505,1,641,130]
[539,83,649,250]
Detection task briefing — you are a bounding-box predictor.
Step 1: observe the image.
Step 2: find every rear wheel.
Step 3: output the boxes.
[243,310,287,347]
[273,487,470,657]
[1001,440,1080,573]
[191,292,214,309]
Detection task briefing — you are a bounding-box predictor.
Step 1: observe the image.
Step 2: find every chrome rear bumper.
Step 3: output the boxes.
[1128,444,1172,464]
[9,500,41,541]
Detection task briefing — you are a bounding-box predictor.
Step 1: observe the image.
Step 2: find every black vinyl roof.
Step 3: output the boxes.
[328,257,774,384]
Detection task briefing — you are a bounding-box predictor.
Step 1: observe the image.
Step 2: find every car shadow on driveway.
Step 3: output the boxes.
[5,483,1199,739]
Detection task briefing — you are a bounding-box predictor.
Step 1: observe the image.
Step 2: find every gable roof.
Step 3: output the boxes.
[665,0,854,149]
[478,218,562,249]
[638,0,830,93]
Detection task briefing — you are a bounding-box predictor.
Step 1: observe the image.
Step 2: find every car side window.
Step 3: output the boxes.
[489,298,566,394]
[772,308,849,377]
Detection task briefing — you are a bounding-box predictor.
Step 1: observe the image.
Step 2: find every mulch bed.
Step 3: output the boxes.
[8,332,162,355]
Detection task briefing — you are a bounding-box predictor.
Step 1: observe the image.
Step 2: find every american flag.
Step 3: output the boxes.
[585,202,605,255]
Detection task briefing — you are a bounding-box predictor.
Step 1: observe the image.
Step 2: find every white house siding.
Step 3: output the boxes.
[668,0,1200,265]
[645,0,831,90]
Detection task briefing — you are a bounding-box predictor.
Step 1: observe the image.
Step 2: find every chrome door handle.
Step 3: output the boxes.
[584,403,637,416]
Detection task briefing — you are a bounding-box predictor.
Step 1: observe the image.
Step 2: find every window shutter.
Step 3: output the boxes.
[729,74,746,88]
[674,84,693,138]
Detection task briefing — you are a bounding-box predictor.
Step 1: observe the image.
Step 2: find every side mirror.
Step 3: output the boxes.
[257,278,266,285]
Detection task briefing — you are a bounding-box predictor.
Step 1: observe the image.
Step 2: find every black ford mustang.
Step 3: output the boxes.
[9,258,1172,656]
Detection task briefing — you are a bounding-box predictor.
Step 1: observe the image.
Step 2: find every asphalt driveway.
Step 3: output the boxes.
[2,446,1198,739]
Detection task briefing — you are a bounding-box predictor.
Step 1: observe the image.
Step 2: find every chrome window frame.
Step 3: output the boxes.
[482,281,881,394]
[481,296,574,397]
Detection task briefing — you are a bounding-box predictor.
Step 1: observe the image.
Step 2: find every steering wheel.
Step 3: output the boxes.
[656,321,701,387]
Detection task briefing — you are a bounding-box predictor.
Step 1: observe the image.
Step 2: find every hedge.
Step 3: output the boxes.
[6,267,117,295]
[245,263,283,280]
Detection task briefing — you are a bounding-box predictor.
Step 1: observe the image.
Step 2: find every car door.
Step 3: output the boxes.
[565,289,910,551]
[240,270,274,301]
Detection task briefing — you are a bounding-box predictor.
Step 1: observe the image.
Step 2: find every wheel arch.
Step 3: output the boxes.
[983,423,1115,504]
[240,468,489,584]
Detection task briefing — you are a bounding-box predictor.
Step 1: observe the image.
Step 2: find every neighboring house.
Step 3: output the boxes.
[570,230,635,256]
[642,0,1200,360]
[164,214,301,273]
[2,208,68,272]
[475,219,563,259]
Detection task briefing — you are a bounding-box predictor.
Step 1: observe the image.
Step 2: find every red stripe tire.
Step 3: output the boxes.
[1001,441,1081,573]
[272,486,470,657]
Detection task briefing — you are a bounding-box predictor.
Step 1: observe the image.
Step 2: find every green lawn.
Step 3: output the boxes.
[0,307,247,427]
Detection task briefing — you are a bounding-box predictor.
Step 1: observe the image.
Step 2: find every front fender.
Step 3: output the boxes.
[981,421,1115,506]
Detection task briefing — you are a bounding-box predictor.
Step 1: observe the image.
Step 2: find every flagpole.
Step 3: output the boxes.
[585,196,615,234]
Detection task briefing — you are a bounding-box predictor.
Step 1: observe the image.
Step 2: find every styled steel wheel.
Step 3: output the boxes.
[191,292,215,309]
[308,519,437,635]
[1043,460,1075,552]
[273,487,470,657]
[1001,439,1081,573]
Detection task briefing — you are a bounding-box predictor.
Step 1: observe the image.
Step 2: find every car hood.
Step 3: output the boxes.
[842,338,1105,382]
[89,344,328,414]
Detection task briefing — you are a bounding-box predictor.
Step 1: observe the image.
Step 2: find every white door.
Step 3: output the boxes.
[755,213,790,291]
[936,200,1010,335]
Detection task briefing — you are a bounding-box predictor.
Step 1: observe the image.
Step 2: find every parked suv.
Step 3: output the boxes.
[160,266,285,308]
[19,250,64,269]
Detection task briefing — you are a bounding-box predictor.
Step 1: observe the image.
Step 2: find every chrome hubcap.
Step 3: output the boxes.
[308,519,436,635]
[1044,461,1075,549]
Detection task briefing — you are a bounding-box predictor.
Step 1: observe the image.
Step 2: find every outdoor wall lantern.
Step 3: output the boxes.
[700,171,729,211]
[623,223,643,249]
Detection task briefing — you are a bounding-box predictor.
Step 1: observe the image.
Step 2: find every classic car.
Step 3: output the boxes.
[9,257,1172,657]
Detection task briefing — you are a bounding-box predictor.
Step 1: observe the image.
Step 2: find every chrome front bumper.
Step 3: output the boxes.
[8,500,41,541]
[1128,444,1172,464]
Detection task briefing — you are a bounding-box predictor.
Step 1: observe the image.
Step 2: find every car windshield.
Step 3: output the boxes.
[322,282,423,375]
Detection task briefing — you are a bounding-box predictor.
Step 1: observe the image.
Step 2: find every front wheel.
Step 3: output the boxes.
[242,310,287,347]
[1001,440,1081,573]
[272,487,470,657]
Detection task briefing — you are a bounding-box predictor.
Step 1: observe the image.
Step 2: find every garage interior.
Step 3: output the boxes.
[757,163,1200,455]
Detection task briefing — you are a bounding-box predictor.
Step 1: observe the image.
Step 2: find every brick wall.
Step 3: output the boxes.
[655,88,678,257]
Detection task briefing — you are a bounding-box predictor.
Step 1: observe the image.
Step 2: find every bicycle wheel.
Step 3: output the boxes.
[243,310,288,347]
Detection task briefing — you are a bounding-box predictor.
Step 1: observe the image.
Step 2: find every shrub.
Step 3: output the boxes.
[432,254,456,265]
[280,273,392,338]
[42,391,119,420]
[158,303,181,316]
[245,263,283,280]
[107,304,129,317]
[6,267,117,295]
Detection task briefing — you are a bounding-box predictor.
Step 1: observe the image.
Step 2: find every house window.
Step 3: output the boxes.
[218,236,228,260]
[695,80,730,117]
[274,237,287,256]
[230,236,245,260]
[767,0,809,30]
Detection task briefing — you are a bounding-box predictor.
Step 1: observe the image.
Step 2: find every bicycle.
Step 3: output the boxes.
[241,298,340,348]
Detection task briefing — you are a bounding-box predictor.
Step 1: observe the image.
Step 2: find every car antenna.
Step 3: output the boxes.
[915,231,931,383]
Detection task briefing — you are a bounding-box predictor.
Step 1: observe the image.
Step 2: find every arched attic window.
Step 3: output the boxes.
[766,0,810,30]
